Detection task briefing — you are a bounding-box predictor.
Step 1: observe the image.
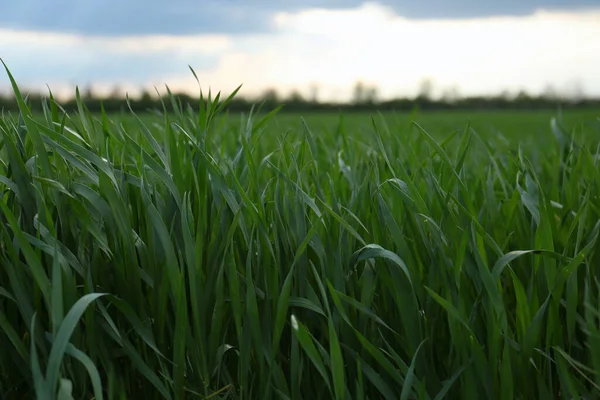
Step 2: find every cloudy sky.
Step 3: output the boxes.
[1,0,599,101]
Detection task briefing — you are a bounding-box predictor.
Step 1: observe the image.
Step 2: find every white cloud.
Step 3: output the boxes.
[1,2,600,101]
[265,3,600,98]
[0,29,230,99]
[0,28,231,53]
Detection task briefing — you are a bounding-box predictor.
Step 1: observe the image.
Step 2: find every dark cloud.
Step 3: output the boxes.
[389,0,600,19]
[1,0,598,36]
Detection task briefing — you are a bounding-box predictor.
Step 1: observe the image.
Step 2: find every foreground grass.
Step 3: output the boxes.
[1,65,600,399]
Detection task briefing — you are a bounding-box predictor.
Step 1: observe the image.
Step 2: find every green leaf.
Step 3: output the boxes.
[290,315,332,394]
[350,244,412,287]
[45,293,107,395]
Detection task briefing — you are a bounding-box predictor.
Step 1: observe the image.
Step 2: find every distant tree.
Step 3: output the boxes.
[352,81,378,104]
[417,78,434,101]
[260,88,279,103]
[82,85,94,100]
[352,81,366,104]
[309,83,319,103]
[441,85,461,103]
[287,90,304,103]
[104,85,121,100]
[542,84,558,101]
[499,89,513,100]
[515,89,530,101]
[140,89,153,102]
[365,86,379,104]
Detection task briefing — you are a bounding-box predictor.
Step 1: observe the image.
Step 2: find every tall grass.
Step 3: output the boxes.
[1,63,600,399]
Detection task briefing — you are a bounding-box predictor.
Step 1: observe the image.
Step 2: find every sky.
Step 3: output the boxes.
[1,0,600,101]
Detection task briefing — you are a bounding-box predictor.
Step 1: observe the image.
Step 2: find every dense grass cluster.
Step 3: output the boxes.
[1,64,600,399]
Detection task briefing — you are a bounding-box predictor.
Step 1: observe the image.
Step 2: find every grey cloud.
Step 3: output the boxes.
[1,0,598,36]
[388,0,600,19]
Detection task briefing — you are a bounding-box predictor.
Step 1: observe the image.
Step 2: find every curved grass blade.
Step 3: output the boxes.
[45,293,107,396]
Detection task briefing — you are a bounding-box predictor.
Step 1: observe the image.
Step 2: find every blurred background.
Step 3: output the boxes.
[1,0,599,112]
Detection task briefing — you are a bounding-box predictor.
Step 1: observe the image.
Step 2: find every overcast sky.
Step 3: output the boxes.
[1,0,599,100]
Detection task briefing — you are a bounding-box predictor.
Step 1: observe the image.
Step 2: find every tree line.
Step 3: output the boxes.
[0,81,598,114]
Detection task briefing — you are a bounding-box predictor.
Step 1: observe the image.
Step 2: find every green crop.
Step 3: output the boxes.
[1,62,600,399]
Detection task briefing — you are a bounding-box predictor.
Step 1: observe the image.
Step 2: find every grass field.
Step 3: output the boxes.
[2,65,600,399]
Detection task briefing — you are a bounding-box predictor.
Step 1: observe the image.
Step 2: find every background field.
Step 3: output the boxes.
[268,109,600,142]
[1,81,600,400]
[115,108,600,154]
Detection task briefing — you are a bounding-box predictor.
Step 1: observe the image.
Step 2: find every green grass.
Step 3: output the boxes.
[1,63,600,399]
